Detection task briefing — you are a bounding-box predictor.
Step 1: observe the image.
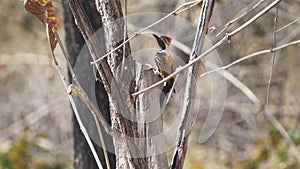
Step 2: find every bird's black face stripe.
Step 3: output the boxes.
[163,38,169,46]
[161,36,171,46]
[153,34,166,50]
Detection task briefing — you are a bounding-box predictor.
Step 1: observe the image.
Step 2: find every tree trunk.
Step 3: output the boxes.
[65,0,169,168]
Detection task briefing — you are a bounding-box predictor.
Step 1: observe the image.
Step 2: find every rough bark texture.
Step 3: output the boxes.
[136,68,169,169]
[95,0,140,168]
[63,1,115,168]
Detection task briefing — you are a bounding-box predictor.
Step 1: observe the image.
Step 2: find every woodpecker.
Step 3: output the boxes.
[152,34,176,105]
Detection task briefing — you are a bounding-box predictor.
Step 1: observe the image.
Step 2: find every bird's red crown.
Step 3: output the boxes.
[161,36,172,45]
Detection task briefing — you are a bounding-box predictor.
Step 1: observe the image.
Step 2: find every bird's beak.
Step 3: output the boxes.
[152,33,166,50]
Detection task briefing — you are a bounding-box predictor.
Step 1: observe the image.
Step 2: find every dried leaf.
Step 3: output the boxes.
[24,0,58,51]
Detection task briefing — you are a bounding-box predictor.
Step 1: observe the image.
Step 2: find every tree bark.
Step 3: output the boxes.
[136,68,169,169]
[95,1,140,168]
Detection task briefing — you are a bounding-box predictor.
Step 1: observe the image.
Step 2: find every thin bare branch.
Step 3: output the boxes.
[66,86,104,169]
[160,74,179,112]
[171,0,215,168]
[66,84,104,169]
[90,0,202,65]
[68,83,111,169]
[120,0,128,77]
[129,0,184,13]
[205,61,261,105]
[216,0,265,37]
[94,115,111,169]
[165,74,178,106]
[266,5,278,117]
[276,17,300,33]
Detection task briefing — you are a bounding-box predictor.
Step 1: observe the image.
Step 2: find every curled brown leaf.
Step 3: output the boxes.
[24,0,58,51]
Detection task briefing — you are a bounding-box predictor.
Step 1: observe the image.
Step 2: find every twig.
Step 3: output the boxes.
[166,74,178,105]
[94,116,110,169]
[132,0,283,97]
[265,7,300,164]
[66,86,104,169]
[278,25,300,45]
[161,74,179,112]
[129,0,179,13]
[199,40,300,77]
[68,84,112,169]
[204,61,260,105]
[65,82,104,169]
[90,0,202,65]
[266,6,278,119]
[276,17,300,33]
[120,0,128,77]
[216,0,265,37]
[174,0,202,14]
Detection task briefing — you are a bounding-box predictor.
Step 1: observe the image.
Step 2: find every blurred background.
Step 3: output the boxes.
[0,1,72,168]
[0,0,300,169]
